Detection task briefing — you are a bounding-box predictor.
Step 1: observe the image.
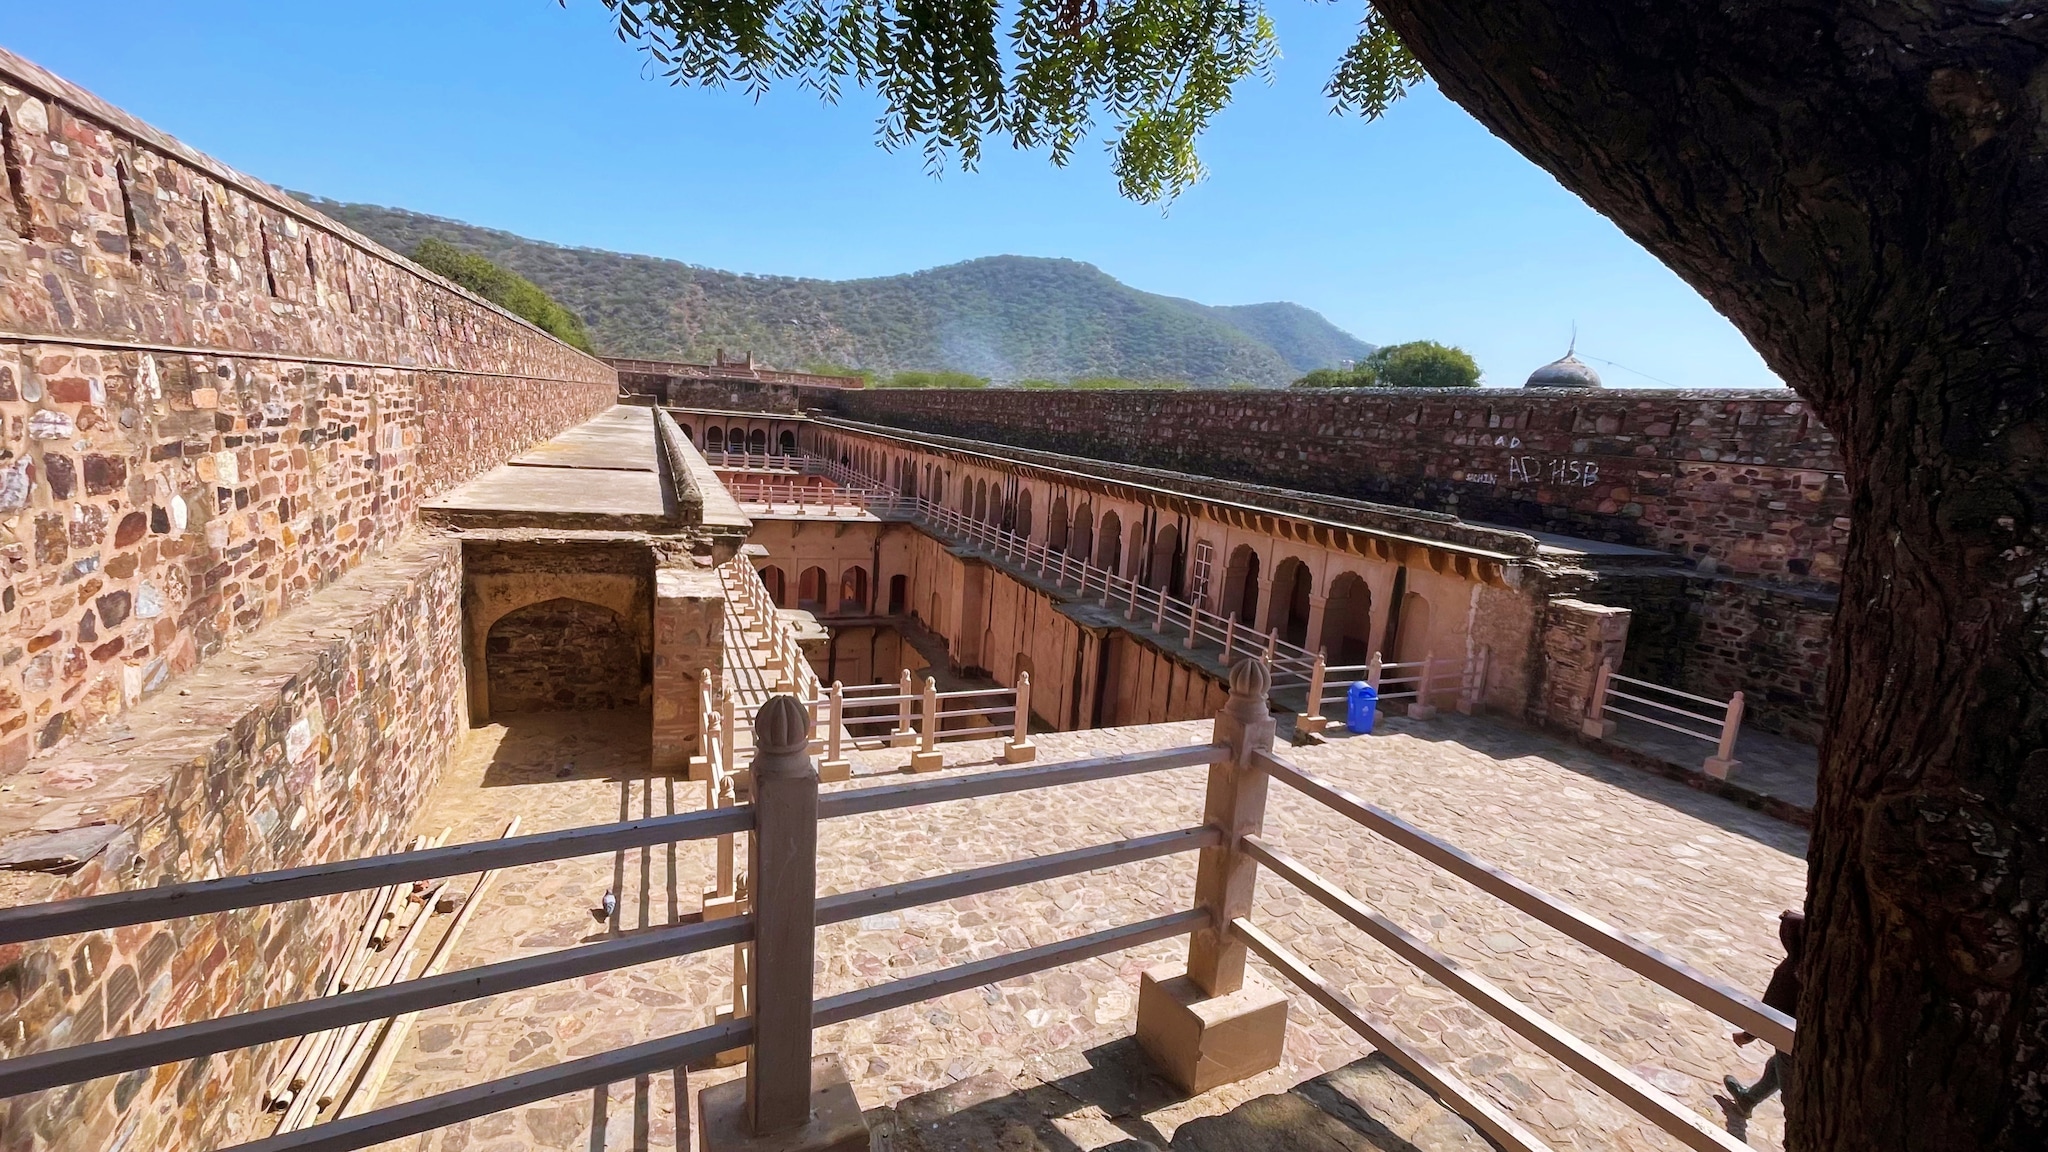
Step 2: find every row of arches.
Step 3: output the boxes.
[759,563,874,616]
[686,425,799,455]
[818,431,1461,668]
[1217,545,1429,664]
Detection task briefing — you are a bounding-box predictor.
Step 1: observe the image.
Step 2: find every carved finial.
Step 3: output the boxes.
[1228,657,1270,701]
[754,695,812,760]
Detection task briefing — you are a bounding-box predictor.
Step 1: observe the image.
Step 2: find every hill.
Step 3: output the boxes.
[300,197,1372,387]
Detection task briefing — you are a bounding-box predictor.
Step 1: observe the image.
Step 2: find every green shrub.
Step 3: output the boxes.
[411,238,594,353]
[1291,340,1480,389]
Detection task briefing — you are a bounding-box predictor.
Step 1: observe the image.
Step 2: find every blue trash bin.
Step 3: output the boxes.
[1345,682,1379,734]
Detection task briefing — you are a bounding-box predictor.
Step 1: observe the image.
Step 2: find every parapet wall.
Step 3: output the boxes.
[0,49,618,772]
[830,387,1848,592]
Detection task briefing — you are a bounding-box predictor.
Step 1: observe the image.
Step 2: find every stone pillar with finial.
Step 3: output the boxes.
[1134,657,1289,1095]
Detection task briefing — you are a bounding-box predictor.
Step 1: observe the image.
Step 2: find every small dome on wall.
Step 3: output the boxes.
[1525,350,1602,389]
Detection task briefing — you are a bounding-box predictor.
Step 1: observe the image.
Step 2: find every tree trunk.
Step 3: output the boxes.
[1369,3,2048,1148]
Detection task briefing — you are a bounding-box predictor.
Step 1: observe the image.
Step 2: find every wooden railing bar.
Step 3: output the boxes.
[936,706,1014,720]
[932,724,1011,739]
[1605,689,1720,724]
[0,807,752,946]
[1604,705,1720,742]
[1229,918,1554,1152]
[1253,750,1794,1049]
[813,909,1207,1028]
[817,743,1221,820]
[0,916,751,1099]
[220,1017,753,1152]
[1240,839,1745,1152]
[1608,674,1728,709]
[816,827,1219,929]
[1230,917,1553,1150]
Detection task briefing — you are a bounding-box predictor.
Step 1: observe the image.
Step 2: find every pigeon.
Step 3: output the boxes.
[593,889,617,925]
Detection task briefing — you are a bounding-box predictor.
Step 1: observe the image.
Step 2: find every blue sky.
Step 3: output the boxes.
[6,1,1776,388]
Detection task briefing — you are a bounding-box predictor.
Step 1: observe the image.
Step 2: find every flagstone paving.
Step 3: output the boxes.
[362,706,1804,1152]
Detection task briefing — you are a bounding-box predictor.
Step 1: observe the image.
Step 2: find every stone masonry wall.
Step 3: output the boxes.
[1536,598,1631,734]
[0,49,617,772]
[0,538,463,1152]
[0,48,618,1150]
[832,387,1847,592]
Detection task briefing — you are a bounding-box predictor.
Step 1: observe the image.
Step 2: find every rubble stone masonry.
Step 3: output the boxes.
[0,48,617,1150]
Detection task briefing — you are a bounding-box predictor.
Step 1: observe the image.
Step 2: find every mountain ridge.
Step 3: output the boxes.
[298,196,1374,387]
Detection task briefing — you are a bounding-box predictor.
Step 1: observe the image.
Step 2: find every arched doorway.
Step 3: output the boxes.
[1096,511,1123,575]
[706,426,725,452]
[760,564,788,608]
[838,566,870,615]
[1071,504,1094,566]
[1222,545,1261,625]
[1321,573,1374,665]
[1049,496,1070,552]
[747,429,767,454]
[888,574,908,614]
[1267,558,1313,647]
[974,479,989,523]
[798,566,829,610]
[486,598,641,713]
[778,429,797,454]
[1015,490,1034,540]
[1147,524,1180,591]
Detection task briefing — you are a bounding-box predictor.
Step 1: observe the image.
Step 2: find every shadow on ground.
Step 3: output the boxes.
[869,1039,1499,1152]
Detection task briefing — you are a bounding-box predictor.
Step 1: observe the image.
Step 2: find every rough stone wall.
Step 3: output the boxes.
[0,539,463,1152]
[653,566,725,773]
[1686,580,1834,745]
[830,388,1846,591]
[1536,598,1631,733]
[0,51,616,772]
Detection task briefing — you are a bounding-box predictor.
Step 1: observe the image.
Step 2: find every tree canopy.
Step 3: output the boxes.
[589,0,1419,201]
[1292,340,1479,388]
[409,238,595,352]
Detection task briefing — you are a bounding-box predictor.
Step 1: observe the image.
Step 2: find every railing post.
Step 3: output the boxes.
[1135,657,1288,1094]
[1367,651,1382,693]
[1297,650,1328,734]
[1704,690,1745,779]
[1004,672,1037,763]
[890,669,915,747]
[1153,590,1167,633]
[910,676,944,772]
[1580,658,1617,739]
[820,681,850,782]
[689,666,717,782]
[1184,605,1199,650]
[700,695,868,1151]
[1223,614,1238,661]
[1408,651,1440,720]
[1260,630,1276,668]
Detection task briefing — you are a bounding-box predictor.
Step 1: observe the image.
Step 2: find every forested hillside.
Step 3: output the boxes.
[304,197,1372,387]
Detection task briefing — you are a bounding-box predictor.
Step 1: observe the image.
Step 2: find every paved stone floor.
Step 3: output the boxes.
[360,706,1804,1152]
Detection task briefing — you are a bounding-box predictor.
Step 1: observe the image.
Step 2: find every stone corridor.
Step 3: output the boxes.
[363,710,1803,1152]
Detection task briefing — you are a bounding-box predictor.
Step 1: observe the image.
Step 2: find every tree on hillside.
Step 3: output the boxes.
[1293,341,1479,388]
[411,238,594,353]
[591,2,2048,1147]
